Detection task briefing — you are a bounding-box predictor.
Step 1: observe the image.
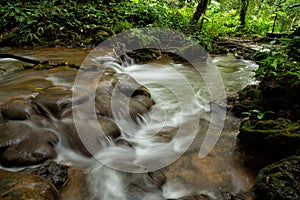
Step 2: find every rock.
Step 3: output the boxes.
[0,169,59,200]
[34,88,73,119]
[253,156,300,200]
[59,117,120,156]
[238,118,300,162]
[132,94,154,110]
[113,73,149,97]
[0,112,3,124]
[129,99,148,122]
[60,167,90,200]
[0,121,59,167]
[21,79,53,90]
[21,159,68,190]
[261,73,300,120]
[127,171,166,200]
[97,116,121,139]
[167,194,210,200]
[1,98,39,120]
[231,85,263,117]
[29,114,54,128]
[129,170,166,192]
[95,93,113,118]
[34,87,89,119]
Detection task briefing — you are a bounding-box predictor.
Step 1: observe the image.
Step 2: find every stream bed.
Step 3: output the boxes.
[0,47,258,200]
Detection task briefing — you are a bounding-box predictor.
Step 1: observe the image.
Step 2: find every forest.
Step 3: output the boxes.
[0,0,300,200]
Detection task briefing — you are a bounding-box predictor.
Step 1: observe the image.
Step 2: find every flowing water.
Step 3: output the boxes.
[0,47,258,199]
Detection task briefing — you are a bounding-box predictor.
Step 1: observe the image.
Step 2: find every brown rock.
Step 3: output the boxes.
[0,169,60,200]
[60,167,90,200]
[0,121,59,167]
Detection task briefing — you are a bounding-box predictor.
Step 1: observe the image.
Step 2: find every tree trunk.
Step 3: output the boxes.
[240,0,249,27]
[190,0,209,25]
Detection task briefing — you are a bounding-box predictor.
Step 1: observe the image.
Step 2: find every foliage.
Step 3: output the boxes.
[254,36,300,81]
[0,0,299,48]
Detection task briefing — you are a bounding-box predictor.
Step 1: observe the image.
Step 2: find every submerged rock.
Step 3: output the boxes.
[0,169,59,200]
[0,121,59,167]
[253,156,300,200]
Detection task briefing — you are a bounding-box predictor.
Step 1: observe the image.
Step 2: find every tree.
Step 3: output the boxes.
[239,0,249,27]
[190,0,210,31]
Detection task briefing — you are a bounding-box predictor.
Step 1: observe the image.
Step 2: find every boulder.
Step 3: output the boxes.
[59,117,120,156]
[34,87,89,119]
[1,98,39,120]
[0,121,59,167]
[238,118,300,162]
[253,156,300,200]
[0,169,59,200]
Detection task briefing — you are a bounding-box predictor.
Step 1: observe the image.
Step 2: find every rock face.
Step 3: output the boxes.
[253,156,300,200]
[0,169,60,200]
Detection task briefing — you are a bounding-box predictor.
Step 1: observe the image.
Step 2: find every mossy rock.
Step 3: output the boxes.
[253,156,300,200]
[0,169,59,200]
[232,85,263,116]
[261,73,300,120]
[238,118,300,161]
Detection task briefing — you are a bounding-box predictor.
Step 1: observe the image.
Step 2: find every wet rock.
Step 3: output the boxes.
[167,194,210,200]
[0,112,3,124]
[29,114,54,128]
[1,98,39,120]
[21,159,68,190]
[34,87,89,119]
[253,156,300,200]
[114,73,149,97]
[95,93,113,118]
[98,116,121,139]
[60,167,90,200]
[130,171,166,192]
[156,127,178,143]
[0,121,59,167]
[34,88,73,119]
[132,94,154,110]
[238,118,300,162]
[21,79,53,90]
[59,117,120,156]
[0,169,59,200]
[129,99,148,122]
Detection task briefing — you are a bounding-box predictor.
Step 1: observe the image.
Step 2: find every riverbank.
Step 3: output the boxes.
[229,35,300,199]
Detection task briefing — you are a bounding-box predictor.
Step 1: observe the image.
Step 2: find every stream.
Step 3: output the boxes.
[0,47,258,200]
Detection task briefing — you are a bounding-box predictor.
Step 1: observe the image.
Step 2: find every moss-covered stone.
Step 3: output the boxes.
[0,169,59,200]
[261,72,300,120]
[238,118,300,161]
[232,85,263,116]
[253,156,300,200]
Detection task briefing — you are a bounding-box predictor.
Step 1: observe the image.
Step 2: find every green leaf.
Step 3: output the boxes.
[257,113,265,119]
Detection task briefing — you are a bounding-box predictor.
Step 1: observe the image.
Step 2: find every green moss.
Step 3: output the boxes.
[238,118,300,160]
[253,156,300,200]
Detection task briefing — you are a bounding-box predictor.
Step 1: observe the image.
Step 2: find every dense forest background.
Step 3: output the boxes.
[0,0,299,49]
